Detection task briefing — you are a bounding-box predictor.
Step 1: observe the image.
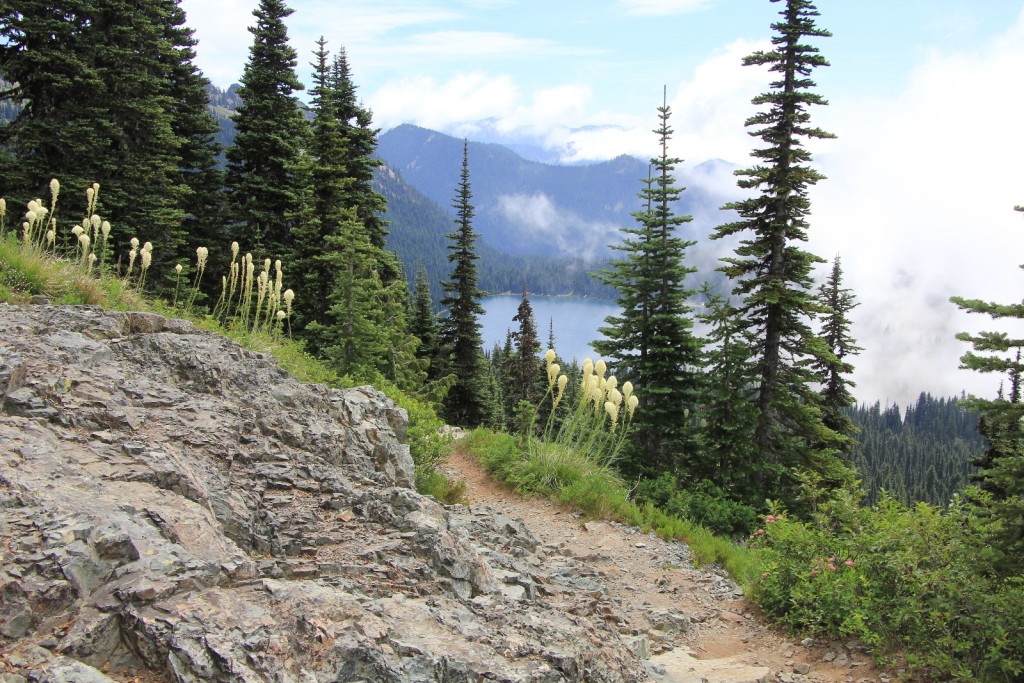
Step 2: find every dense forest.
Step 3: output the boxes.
[846,394,982,506]
[2,0,1022,678]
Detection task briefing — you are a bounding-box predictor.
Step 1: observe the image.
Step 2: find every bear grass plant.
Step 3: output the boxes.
[506,352,637,494]
[0,180,454,499]
[460,349,759,583]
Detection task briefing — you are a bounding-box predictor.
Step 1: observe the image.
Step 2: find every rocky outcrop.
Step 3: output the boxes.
[0,304,646,682]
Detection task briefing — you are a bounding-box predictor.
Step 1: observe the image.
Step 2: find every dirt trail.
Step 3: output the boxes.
[442,447,890,683]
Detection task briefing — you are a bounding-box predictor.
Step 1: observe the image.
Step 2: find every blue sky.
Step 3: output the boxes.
[181,0,1022,159]
[180,0,1024,404]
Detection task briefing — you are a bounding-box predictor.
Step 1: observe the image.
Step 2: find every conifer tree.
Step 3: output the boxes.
[511,287,543,399]
[440,142,490,427]
[225,0,308,263]
[292,38,419,388]
[0,0,200,284]
[312,207,389,379]
[92,0,190,280]
[814,255,861,446]
[327,49,394,277]
[411,265,441,371]
[506,286,544,431]
[159,0,226,289]
[697,285,759,494]
[290,36,345,339]
[951,204,1024,569]
[594,92,703,475]
[0,2,103,205]
[710,0,853,500]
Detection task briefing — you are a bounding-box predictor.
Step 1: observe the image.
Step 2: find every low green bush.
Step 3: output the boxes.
[415,467,467,505]
[634,473,759,537]
[750,493,1024,680]
[379,380,454,474]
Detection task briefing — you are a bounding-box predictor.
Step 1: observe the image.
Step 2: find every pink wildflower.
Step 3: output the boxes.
[844,560,856,567]
[811,569,819,575]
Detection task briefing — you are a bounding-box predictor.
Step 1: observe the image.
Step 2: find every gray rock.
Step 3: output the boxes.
[0,304,646,682]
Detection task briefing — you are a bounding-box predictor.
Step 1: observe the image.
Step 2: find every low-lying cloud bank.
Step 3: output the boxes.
[496,192,622,261]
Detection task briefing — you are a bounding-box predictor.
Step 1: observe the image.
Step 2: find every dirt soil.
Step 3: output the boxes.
[442,446,894,683]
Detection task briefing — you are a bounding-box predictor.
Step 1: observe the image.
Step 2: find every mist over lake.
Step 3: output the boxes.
[480,295,619,364]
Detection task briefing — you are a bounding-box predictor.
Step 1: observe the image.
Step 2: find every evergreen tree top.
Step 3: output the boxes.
[238,0,303,96]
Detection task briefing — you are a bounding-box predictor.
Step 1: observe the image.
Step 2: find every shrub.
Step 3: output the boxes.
[415,467,468,505]
[750,493,1024,680]
[634,473,759,536]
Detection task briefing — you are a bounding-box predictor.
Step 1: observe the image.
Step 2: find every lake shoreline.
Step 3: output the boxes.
[480,294,618,363]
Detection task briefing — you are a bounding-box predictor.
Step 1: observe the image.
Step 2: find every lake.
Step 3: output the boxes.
[480,295,619,364]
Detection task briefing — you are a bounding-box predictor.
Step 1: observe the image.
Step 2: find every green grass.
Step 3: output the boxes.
[0,235,147,309]
[415,467,468,505]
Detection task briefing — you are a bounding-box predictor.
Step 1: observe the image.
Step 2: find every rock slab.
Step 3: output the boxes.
[0,304,645,682]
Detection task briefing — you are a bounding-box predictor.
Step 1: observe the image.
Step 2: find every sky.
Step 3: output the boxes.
[179,0,1024,407]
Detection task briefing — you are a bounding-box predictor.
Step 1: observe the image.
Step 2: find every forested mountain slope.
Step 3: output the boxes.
[376,164,616,302]
[845,393,983,505]
[377,124,730,261]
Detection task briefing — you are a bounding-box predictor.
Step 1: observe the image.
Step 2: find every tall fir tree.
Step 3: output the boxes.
[290,36,345,341]
[158,0,226,291]
[697,285,759,495]
[593,92,703,476]
[93,0,188,280]
[325,47,406,300]
[0,0,206,286]
[291,38,420,388]
[225,0,308,264]
[506,286,544,430]
[814,255,862,448]
[0,2,104,206]
[710,0,853,502]
[312,207,389,379]
[951,204,1024,570]
[440,141,491,427]
[327,49,394,276]
[411,264,441,373]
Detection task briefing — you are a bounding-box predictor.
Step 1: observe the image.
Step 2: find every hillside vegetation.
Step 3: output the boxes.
[2,0,1023,679]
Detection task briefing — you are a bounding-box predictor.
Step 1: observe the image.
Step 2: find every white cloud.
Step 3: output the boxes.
[809,8,1024,404]
[369,72,602,140]
[367,37,771,165]
[181,0,462,88]
[667,39,774,162]
[618,0,714,16]
[379,30,565,58]
[497,193,621,259]
[370,72,520,131]
[293,1,458,35]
